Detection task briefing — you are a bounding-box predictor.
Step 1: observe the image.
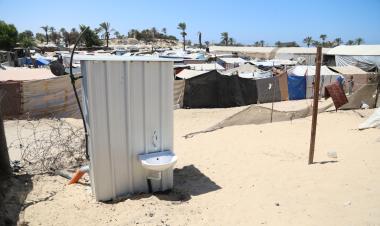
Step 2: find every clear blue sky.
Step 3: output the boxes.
[1,0,379,45]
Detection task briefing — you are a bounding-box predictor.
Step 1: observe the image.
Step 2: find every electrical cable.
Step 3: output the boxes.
[69,27,89,160]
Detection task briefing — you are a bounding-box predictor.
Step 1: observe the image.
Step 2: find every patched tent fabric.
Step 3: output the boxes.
[277,72,289,101]
[287,75,306,100]
[256,77,281,103]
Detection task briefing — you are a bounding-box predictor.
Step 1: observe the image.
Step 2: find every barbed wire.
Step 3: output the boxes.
[8,116,86,174]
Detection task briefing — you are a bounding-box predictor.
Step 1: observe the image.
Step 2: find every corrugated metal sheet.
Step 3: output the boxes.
[22,75,80,118]
[81,60,174,201]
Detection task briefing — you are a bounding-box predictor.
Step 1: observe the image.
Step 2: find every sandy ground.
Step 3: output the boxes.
[0,67,55,81]
[3,105,380,226]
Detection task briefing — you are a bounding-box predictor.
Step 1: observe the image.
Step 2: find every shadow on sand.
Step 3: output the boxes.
[313,160,338,164]
[0,174,33,226]
[108,164,221,203]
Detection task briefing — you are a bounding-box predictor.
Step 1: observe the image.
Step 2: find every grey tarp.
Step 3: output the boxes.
[256,77,281,103]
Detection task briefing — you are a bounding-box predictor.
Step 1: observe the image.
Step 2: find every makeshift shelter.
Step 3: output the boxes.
[287,65,341,99]
[216,57,247,70]
[221,63,272,79]
[329,65,370,93]
[326,45,380,72]
[186,63,224,71]
[183,70,258,108]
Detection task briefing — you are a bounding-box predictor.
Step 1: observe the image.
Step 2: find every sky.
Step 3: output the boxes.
[1,0,380,46]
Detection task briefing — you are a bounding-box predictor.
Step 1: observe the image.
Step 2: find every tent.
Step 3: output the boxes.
[287,75,306,100]
[183,70,258,108]
[288,66,341,99]
[326,45,380,72]
[329,65,370,93]
[256,77,281,103]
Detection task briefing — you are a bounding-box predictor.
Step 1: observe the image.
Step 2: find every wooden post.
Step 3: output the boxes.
[308,46,322,164]
[0,91,11,176]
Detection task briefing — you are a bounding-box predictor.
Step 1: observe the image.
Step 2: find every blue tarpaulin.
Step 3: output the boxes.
[287,75,306,100]
[36,58,50,66]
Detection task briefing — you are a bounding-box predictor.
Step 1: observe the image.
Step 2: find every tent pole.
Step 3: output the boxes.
[270,62,275,123]
[308,46,322,165]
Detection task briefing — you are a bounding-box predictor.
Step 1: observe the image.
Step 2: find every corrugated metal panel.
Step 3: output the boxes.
[81,60,174,201]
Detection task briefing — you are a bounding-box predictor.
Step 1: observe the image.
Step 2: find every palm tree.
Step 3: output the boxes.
[320,34,327,46]
[346,40,355,45]
[161,28,167,35]
[355,38,364,45]
[41,25,49,44]
[220,32,229,46]
[228,37,235,46]
[151,27,157,39]
[60,28,70,47]
[259,40,265,47]
[198,32,202,48]
[334,38,343,46]
[177,22,187,51]
[99,22,113,48]
[303,36,313,47]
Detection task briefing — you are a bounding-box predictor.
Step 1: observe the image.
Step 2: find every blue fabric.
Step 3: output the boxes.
[36,58,49,66]
[287,75,306,100]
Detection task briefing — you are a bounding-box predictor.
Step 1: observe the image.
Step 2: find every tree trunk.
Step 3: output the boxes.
[0,92,11,177]
[106,33,109,48]
[183,36,185,51]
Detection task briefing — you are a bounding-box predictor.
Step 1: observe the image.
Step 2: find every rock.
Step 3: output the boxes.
[344,201,351,207]
[327,151,337,158]
[275,202,280,206]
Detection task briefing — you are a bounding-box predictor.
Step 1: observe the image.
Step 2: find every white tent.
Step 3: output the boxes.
[326,45,380,71]
[288,65,342,98]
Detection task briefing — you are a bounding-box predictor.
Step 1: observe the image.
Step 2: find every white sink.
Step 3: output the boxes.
[139,151,177,171]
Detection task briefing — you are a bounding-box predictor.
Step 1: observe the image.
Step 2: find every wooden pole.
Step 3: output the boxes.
[308,46,322,164]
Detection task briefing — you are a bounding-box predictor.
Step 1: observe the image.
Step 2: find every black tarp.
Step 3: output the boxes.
[183,70,258,108]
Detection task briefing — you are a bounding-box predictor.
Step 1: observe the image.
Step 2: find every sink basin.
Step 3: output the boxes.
[139,151,177,171]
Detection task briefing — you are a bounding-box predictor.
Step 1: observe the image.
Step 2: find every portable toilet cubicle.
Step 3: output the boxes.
[77,55,177,201]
